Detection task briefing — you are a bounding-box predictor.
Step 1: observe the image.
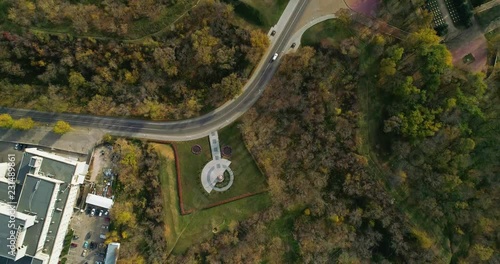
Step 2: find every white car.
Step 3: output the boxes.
[271,53,278,61]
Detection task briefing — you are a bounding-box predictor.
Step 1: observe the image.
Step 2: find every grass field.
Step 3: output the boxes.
[225,0,289,28]
[154,143,271,255]
[301,19,355,46]
[175,122,268,211]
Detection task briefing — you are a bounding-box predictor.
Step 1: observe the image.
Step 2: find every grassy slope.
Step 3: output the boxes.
[301,19,355,46]
[155,143,271,255]
[175,123,267,211]
[230,0,289,28]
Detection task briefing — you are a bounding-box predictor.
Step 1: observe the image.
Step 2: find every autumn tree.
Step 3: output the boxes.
[12,117,35,130]
[53,121,72,134]
[0,114,14,128]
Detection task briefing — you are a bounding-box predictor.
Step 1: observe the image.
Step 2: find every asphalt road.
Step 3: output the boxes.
[0,0,309,142]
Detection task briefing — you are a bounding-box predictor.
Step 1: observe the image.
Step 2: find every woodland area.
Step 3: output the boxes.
[6,0,184,36]
[105,138,168,264]
[167,13,499,264]
[0,0,268,119]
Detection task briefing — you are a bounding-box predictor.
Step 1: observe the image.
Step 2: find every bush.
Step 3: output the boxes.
[53,120,72,134]
[0,114,14,128]
[11,117,35,130]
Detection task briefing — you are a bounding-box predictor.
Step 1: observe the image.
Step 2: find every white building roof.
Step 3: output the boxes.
[105,242,120,264]
[86,194,113,209]
[0,163,7,179]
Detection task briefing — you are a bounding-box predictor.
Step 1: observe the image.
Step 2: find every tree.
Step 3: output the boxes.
[0,114,14,128]
[12,117,35,130]
[53,121,72,134]
[68,71,86,90]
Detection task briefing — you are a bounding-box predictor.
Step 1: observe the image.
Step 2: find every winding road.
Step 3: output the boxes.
[1,1,310,141]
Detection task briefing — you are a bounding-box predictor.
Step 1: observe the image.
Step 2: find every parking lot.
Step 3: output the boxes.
[0,141,25,172]
[66,208,110,264]
[65,145,115,264]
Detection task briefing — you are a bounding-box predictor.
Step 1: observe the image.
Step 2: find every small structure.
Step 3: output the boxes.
[105,242,120,264]
[86,194,114,209]
[201,132,234,193]
[191,144,202,155]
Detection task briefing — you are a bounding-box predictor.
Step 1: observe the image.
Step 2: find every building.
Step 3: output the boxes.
[0,148,88,264]
[85,194,113,210]
[104,242,120,264]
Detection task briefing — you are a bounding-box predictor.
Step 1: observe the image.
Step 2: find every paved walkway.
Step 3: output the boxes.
[209,131,221,160]
[201,131,233,193]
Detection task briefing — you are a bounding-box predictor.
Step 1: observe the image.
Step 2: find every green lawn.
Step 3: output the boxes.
[155,143,271,255]
[267,209,302,263]
[301,19,355,46]
[225,0,289,28]
[175,122,268,212]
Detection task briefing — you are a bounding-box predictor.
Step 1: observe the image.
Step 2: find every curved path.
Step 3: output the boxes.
[1,0,310,142]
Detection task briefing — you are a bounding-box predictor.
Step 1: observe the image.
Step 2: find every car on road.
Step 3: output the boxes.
[271,53,279,61]
[271,30,276,36]
[291,43,296,48]
[82,249,88,257]
[70,243,78,248]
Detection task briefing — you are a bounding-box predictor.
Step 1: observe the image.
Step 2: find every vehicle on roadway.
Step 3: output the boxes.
[291,43,296,48]
[271,53,278,61]
[271,30,276,36]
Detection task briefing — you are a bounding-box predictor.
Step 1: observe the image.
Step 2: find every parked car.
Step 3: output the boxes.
[90,242,97,250]
[90,208,95,217]
[81,249,88,257]
[14,143,26,150]
[101,225,108,230]
[83,241,89,249]
[85,232,92,240]
[73,235,79,240]
[99,234,106,240]
[70,243,78,248]
[271,30,276,36]
[98,210,103,217]
[291,43,296,48]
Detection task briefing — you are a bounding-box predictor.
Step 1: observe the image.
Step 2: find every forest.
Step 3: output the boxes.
[0,0,268,119]
[105,138,169,264]
[167,11,499,264]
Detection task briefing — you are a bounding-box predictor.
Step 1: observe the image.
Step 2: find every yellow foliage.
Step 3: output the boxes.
[411,228,433,249]
[304,208,311,216]
[53,120,72,134]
